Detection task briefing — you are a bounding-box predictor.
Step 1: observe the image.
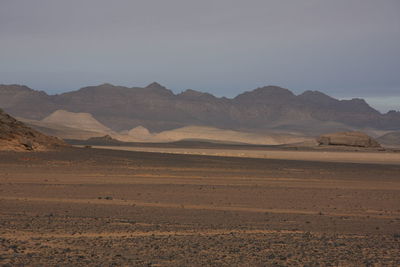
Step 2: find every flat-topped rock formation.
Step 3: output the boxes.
[317,131,381,148]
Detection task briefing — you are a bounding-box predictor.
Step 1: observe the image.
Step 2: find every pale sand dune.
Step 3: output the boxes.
[22,112,311,144]
[151,126,311,145]
[119,125,154,141]
[42,110,112,133]
[22,111,313,145]
[39,111,315,144]
[21,110,396,149]
[20,111,126,140]
[127,126,152,138]
[20,118,109,140]
[119,125,312,145]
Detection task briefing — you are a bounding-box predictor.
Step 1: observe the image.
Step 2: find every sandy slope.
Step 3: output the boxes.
[19,117,109,140]
[21,110,314,145]
[88,145,400,165]
[42,110,112,133]
[150,126,311,145]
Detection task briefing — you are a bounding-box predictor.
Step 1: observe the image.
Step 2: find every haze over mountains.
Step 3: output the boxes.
[1,83,399,137]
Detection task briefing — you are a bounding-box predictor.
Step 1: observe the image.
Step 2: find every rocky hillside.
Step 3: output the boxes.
[1,83,399,133]
[0,109,66,151]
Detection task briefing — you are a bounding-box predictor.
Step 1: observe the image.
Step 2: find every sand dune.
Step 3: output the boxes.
[42,110,112,133]
[119,125,154,141]
[20,118,109,140]
[151,126,311,145]
[20,110,313,145]
[20,110,123,140]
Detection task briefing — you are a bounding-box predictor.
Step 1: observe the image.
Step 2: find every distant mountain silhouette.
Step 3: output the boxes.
[0,83,399,133]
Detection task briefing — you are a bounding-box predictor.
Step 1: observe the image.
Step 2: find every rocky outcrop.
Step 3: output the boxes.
[84,135,123,145]
[317,132,381,148]
[0,109,66,151]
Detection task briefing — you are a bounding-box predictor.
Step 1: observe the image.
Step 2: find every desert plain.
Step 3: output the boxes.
[1,146,400,266]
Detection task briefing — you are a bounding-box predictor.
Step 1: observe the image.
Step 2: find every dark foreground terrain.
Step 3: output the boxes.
[0,147,399,266]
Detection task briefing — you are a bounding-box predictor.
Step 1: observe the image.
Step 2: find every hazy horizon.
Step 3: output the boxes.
[1,0,399,112]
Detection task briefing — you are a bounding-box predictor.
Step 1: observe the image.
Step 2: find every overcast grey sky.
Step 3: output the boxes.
[1,0,399,111]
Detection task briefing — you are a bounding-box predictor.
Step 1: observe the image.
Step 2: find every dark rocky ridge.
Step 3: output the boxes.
[0,83,399,133]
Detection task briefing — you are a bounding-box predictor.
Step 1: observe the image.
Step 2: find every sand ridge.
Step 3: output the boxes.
[89,145,400,165]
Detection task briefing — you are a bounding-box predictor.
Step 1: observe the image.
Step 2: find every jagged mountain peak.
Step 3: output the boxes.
[234,85,295,103]
[299,90,333,99]
[145,82,166,89]
[144,82,174,96]
[180,89,203,96]
[73,83,120,94]
[253,85,293,95]
[297,90,338,105]
[178,89,216,100]
[0,84,33,92]
[98,83,116,87]
[238,85,294,96]
[0,84,49,96]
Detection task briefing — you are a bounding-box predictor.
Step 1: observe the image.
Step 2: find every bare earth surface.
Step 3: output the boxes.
[90,145,400,165]
[1,147,400,266]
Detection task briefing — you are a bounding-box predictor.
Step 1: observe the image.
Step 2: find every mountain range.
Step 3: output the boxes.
[1,83,399,135]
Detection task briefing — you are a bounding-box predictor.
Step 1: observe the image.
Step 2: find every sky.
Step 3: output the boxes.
[1,0,399,112]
